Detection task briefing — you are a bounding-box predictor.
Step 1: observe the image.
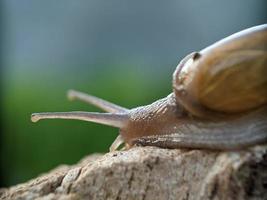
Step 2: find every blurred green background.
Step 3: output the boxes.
[0,1,266,187]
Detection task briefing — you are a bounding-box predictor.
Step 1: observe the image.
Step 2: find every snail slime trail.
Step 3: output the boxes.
[31,24,267,151]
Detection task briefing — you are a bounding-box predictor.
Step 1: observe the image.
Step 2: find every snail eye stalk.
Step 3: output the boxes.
[31,112,129,128]
[67,90,128,113]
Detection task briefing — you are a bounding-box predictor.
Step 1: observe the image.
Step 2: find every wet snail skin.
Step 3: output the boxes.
[31,24,267,151]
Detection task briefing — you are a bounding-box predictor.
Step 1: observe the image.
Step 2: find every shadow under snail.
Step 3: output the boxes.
[31,24,267,151]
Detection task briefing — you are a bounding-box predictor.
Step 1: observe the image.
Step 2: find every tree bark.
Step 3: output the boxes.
[1,146,267,200]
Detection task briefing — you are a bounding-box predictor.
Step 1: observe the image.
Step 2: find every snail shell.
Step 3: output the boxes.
[173,24,267,118]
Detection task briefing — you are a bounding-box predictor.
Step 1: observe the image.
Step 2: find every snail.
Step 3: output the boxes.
[31,24,267,151]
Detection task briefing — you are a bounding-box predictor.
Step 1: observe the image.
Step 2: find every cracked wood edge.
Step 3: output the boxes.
[1,146,267,200]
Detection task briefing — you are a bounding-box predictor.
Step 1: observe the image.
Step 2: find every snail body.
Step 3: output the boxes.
[31,24,267,151]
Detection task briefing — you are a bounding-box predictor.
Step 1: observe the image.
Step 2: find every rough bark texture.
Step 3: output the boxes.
[1,145,267,200]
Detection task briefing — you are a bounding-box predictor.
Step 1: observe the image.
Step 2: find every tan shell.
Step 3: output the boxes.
[173,24,267,117]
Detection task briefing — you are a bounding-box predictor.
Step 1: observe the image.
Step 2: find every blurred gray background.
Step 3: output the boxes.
[1,0,266,186]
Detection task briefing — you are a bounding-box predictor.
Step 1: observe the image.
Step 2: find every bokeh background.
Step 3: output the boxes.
[0,1,266,187]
